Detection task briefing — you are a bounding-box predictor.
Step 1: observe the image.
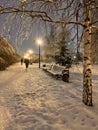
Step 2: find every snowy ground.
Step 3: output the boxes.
[0,62,98,130]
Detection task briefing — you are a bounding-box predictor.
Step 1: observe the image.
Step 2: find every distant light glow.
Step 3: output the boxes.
[24,54,29,59]
[21,0,27,3]
[74,56,76,59]
[27,49,33,54]
[24,49,33,59]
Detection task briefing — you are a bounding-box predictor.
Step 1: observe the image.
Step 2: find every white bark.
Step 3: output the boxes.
[83,2,93,106]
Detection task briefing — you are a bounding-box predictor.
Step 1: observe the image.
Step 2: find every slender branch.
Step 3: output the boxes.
[90,20,98,25]
[92,25,98,29]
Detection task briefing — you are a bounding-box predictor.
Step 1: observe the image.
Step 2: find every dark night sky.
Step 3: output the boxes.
[0,0,76,56]
[0,0,68,56]
[0,14,47,55]
[0,0,48,55]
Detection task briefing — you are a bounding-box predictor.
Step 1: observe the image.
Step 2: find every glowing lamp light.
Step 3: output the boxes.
[36,39,43,46]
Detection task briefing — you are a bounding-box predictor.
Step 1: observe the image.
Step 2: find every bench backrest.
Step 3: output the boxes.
[43,64,69,74]
[51,64,65,72]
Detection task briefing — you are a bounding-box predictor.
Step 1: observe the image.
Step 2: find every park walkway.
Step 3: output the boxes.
[0,63,98,130]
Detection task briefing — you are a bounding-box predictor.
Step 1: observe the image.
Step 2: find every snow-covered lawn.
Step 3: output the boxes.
[0,63,98,130]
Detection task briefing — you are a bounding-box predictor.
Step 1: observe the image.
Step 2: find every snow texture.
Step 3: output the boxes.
[0,63,98,130]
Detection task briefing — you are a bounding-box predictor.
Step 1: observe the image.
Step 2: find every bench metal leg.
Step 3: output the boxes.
[62,74,69,82]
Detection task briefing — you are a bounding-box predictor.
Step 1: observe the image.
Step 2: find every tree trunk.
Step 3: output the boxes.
[83,3,93,106]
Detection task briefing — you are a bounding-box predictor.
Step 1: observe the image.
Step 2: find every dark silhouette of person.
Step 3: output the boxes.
[21,58,24,65]
[24,59,30,69]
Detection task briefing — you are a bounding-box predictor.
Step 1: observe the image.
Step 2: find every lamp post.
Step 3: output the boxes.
[36,39,42,68]
[39,44,40,68]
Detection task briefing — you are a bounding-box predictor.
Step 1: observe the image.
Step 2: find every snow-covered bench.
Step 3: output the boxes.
[43,64,69,82]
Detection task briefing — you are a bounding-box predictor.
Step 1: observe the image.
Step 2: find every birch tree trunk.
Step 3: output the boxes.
[83,2,93,106]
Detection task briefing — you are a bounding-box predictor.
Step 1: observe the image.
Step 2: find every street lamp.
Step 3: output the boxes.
[36,39,42,68]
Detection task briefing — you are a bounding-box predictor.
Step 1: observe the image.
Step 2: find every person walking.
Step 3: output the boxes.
[21,58,24,65]
[24,58,30,70]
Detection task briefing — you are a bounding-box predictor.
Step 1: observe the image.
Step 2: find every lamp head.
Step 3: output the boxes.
[36,38,43,45]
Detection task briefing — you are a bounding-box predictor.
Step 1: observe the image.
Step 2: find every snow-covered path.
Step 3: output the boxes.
[0,63,98,130]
